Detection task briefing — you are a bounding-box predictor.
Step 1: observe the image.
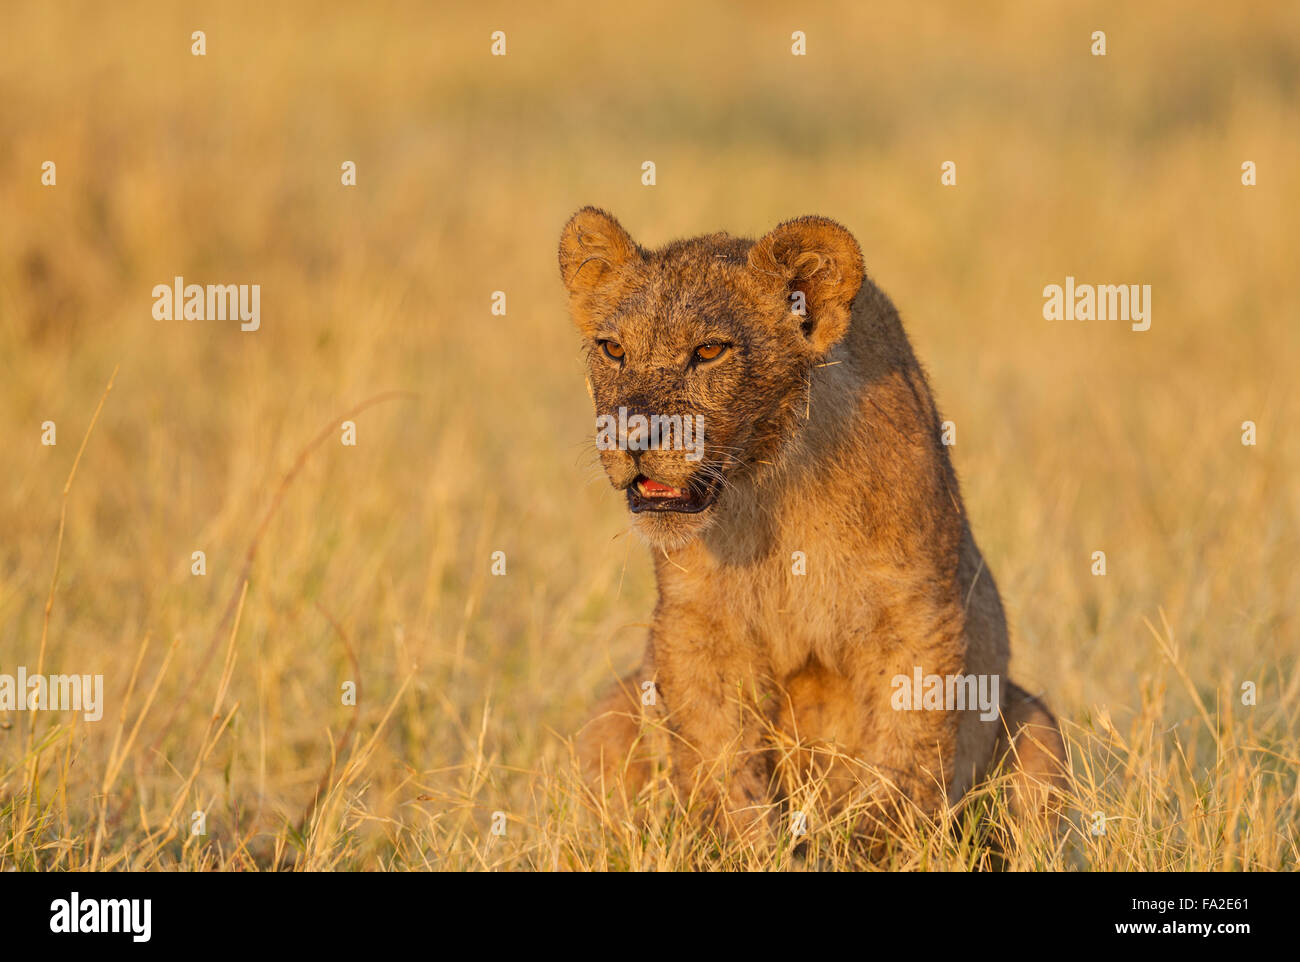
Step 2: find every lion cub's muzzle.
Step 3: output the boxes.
[625,471,723,514]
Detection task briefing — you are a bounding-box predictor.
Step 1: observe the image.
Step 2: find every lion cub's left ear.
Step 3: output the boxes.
[748,216,865,355]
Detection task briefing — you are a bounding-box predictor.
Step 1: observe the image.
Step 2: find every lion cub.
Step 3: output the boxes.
[559,207,1067,840]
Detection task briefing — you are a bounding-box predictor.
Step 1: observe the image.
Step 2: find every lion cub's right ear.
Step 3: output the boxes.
[558,207,643,334]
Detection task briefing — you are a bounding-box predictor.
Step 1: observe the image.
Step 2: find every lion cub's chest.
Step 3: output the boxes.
[679,545,887,678]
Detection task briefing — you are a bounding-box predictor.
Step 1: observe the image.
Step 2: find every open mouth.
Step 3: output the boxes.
[626,473,721,514]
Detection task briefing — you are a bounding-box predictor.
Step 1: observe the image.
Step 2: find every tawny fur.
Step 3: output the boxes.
[559,207,1068,841]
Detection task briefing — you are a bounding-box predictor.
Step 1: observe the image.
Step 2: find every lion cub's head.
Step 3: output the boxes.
[558,207,865,549]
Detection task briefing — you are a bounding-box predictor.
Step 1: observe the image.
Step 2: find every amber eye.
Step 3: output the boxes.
[694,343,728,363]
[600,340,625,362]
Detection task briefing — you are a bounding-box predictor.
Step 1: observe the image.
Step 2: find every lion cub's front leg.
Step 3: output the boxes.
[576,633,776,839]
[652,618,779,841]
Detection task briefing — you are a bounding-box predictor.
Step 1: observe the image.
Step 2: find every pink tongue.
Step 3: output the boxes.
[641,478,680,496]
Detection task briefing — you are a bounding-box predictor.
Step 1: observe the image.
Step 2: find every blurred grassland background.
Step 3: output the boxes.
[1,0,1297,869]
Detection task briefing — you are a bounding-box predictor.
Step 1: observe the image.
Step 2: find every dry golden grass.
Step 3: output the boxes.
[1,0,1297,870]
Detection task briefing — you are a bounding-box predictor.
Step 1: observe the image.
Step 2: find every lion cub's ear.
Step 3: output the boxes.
[748,216,865,355]
[558,207,643,335]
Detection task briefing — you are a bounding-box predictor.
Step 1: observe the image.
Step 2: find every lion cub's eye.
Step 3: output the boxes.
[693,343,729,364]
[599,340,625,362]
